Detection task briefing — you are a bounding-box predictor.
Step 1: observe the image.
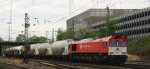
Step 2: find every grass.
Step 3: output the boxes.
[0,56,10,63]
[128,35,150,58]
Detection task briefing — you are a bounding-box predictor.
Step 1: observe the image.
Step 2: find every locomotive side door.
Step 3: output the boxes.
[99,40,102,53]
[101,41,108,53]
[72,44,76,53]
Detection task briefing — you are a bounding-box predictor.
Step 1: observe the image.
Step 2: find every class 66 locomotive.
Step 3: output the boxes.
[68,36,127,64]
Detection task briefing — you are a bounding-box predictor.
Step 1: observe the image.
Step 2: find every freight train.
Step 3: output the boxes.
[4,36,128,64]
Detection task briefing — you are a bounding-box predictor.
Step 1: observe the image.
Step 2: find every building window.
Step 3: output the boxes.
[148,19,150,24]
[137,30,140,34]
[145,28,148,33]
[142,12,145,17]
[148,28,150,33]
[139,13,142,18]
[142,29,145,34]
[145,11,148,16]
[148,11,150,15]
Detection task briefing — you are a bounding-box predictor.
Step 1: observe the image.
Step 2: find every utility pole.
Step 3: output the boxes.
[52,28,54,42]
[8,0,12,42]
[7,22,11,42]
[45,31,49,39]
[23,13,30,63]
[106,6,110,36]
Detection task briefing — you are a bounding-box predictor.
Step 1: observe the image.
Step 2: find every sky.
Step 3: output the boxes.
[0,0,150,41]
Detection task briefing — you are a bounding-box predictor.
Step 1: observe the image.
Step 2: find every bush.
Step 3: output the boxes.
[128,35,150,56]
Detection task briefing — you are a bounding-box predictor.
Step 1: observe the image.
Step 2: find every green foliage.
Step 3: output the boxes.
[107,19,118,36]
[16,34,24,42]
[2,45,12,55]
[56,28,74,40]
[128,35,150,56]
[29,36,47,42]
[0,37,3,42]
[77,28,100,39]
[16,34,47,42]
[109,20,118,35]
[56,20,118,40]
[98,28,107,37]
[56,28,107,40]
[56,28,64,40]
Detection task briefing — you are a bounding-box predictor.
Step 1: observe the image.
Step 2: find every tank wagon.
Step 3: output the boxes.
[27,43,52,58]
[51,39,73,56]
[4,48,10,56]
[37,43,52,56]
[4,43,52,57]
[12,46,25,56]
[4,46,25,57]
[29,44,40,56]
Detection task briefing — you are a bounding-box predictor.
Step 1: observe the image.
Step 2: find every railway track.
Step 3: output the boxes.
[31,59,150,69]
[29,59,127,69]
[122,63,150,69]
[0,62,28,69]
[2,57,150,69]
[33,61,78,69]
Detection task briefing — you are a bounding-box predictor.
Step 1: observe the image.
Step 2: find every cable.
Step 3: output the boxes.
[0,0,20,9]
[92,0,96,7]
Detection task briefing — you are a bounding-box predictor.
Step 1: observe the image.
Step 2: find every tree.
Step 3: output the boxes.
[16,34,25,42]
[0,37,3,42]
[56,28,107,40]
[56,28,74,40]
[98,28,107,37]
[16,34,47,42]
[77,28,99,39]
[38,36,47,42]
[107,19,118,36]
[29,36,47,42]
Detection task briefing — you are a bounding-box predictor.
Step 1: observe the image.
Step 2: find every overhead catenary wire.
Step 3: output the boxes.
[0,0,20,9]
[92,0,96,7]
[0,0,98,38]
[1,0,148,41]
[1,0,94,25]
[0,0,123,27]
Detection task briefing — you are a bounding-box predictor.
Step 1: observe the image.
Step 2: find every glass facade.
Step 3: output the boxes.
[91,8,150,39]
[67,9,139,32]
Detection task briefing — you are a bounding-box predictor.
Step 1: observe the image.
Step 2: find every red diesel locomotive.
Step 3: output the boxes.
[68,36,127,64]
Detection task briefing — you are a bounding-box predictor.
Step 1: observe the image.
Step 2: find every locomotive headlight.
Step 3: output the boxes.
[109,52,113,55]
[122,52,126,55]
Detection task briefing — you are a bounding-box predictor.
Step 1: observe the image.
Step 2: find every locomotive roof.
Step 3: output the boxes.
[71,36,120,44]
[93,36,113,41]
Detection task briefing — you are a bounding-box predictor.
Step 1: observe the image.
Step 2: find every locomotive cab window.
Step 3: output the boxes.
[104,42,108,46]
[119,41,126,47]
[110,41,116,47]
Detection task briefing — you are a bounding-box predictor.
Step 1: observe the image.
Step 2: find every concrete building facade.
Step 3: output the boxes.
[67,8,139,31]
[91,8,150,39]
